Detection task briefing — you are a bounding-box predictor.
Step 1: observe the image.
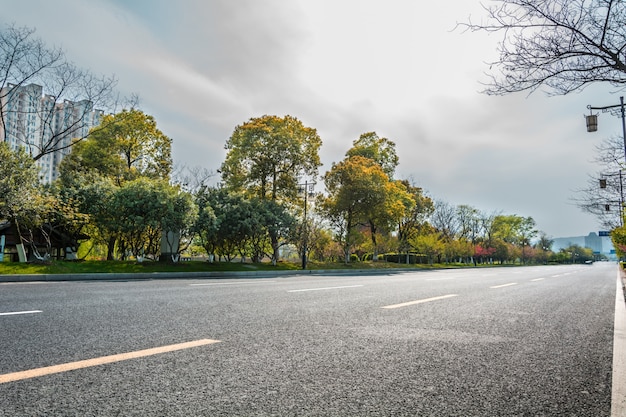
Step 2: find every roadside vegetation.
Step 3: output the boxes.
[0,18,618,270]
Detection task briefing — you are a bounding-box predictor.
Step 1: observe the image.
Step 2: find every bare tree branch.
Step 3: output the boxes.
[457,0,626,95]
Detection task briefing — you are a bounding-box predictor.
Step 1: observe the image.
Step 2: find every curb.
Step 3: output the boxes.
[614,268,626,416]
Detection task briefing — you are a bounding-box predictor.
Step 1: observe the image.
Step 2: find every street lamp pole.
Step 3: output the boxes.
[586,96,626,226]
[586,96,626,162]
[298,181,315,270]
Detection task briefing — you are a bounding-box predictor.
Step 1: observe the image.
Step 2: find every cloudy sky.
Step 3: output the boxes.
[2,0,622,238]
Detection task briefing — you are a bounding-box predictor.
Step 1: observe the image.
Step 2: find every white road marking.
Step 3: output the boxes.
[425,277,458,281]
[382,294,458,309]
[0,310,42,316]
[490,283,518,289]
[531,278,545,282]
[0,338,220,384]
[288,285,363,293]
[190,280,276,287]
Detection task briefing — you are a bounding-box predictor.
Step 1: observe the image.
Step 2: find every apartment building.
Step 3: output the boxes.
[0,83,103,183]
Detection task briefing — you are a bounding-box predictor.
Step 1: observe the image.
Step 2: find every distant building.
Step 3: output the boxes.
[0,83,103,183]
[552,232,615,259]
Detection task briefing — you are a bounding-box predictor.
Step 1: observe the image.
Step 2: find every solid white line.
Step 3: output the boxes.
[0,338,220,384]
[382,294,458,309]
[490,283,518,289]
[288,285,363,293]
[190,280,276,286]
[531,278,545,282]
[612,269,626,417]
[0,310,42,316]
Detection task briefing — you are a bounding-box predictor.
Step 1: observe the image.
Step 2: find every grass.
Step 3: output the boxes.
[0,258,466,275]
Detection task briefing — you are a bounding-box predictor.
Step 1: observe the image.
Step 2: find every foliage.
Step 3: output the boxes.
[459,0,626,95]
[108,178,196,261]
[61,109,172,183]
[0,142,40,222]
[221,115,322,202]
[345,132,399,178]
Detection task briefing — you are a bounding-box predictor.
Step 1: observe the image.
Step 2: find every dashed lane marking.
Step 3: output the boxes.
[382,294,458,309]
[0,338,220,384]
[531,278,545,282]
[288,285,363,293]
[490,283,518,289]
[0,310,42,316]
[190,280,277,286]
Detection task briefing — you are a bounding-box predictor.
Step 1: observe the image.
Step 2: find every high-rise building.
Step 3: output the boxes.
[0,83,103,183]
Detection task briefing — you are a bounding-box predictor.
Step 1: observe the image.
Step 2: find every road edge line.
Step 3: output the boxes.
[613,268,626,417]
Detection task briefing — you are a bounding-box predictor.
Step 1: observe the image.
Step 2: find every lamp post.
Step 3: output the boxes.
[586,96,626,161]
[586,96,626,227]
[298,181,316,270]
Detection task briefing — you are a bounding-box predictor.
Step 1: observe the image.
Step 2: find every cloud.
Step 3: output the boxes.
[1,0,618,237]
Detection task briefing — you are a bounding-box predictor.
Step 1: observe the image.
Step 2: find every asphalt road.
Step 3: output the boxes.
[0,263,619,416]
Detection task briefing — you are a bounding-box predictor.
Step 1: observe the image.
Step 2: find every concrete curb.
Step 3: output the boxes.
[613,267,626,417]
[0,268,417,283]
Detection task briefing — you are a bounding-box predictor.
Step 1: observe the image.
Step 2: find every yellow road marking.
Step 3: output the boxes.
[382,294,458,309]
[0,338,220,384]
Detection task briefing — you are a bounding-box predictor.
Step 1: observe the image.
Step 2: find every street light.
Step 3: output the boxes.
[586,96,626,162]
[297,180,316,270]
[586,96,626,226]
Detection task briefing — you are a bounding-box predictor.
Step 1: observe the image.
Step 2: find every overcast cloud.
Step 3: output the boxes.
[2,0,620,238]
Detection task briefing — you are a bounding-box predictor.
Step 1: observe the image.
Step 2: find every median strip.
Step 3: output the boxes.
[0,338,220,384]
[382,294,458,309]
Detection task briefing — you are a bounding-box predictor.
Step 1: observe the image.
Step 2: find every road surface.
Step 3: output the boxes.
[0,263,619,416]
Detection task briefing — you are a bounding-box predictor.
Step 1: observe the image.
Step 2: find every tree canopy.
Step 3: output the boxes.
[220,115,322,202]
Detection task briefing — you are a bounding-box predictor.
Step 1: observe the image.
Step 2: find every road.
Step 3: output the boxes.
[0,263,619,416]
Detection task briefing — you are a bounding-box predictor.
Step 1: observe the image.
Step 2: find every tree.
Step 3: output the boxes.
[221,115,322,262]
[459,0,626,95]
[221,115,322,201]
[59,109,172,184]
[396,181,434,262]
[87,109,172,181]
[345,132,399,178]
[0,141,39,222]
[320,156,401,263]
[430,200,459,241]
[572,135,624,230]
[0,24,120,160]
[410,231,445,264]
[108,178,195,261]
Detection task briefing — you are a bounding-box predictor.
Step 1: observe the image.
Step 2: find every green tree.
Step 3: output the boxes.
[410,231,445,264]
[221,115,322,262]
[345,132,399,178]
[319,156,391,263]
[0,142,39,224]
[396,181,434,263]
[80,109,173,181]
[221,115,322,201]
[109,178,195,261]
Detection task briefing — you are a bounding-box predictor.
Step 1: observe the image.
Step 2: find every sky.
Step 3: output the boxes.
[1,0,623,238]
